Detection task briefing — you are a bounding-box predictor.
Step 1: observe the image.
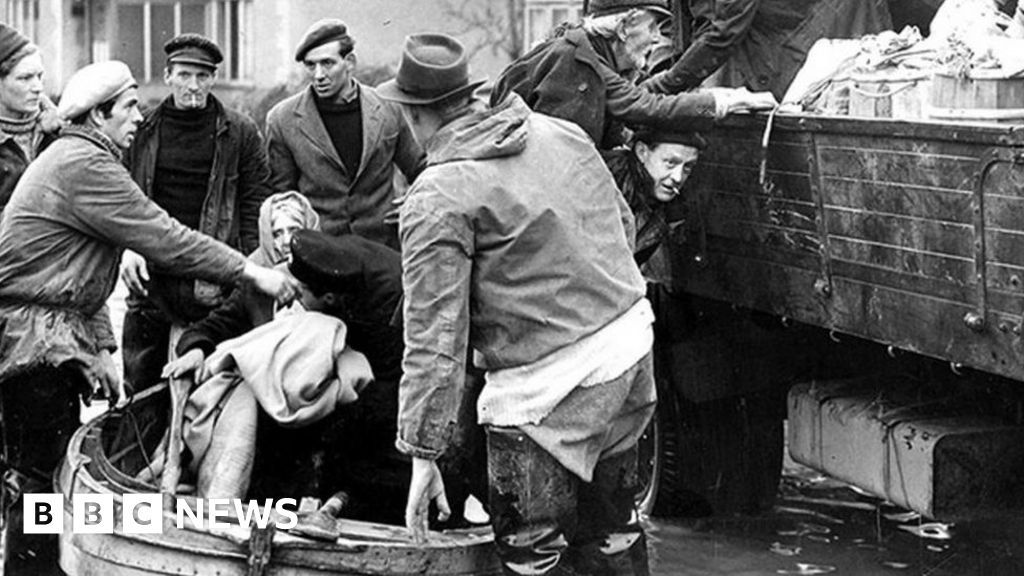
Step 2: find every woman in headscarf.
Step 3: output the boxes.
[0,23,60,213]
[164,190,320,377]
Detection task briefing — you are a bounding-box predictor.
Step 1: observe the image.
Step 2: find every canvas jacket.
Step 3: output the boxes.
[265,84,425,248]
[0,126,246,382]
[396,95,646,459]
[491,27,717,150]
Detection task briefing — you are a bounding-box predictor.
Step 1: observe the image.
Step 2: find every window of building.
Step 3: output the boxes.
[3,0,39,42]
[525,0,582,49]
[112,0,252,83]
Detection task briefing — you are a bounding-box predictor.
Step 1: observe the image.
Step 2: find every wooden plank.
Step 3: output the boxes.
[705,136,810,174]
[701,165,813,203]
[828,237,973,285]
[814,132,992,159]
[824,177,973,224]
[679,253,1024,381]
[818,146,977,191]
[706,192,818,232]
[705,219,822,255]
[825,209,974,258]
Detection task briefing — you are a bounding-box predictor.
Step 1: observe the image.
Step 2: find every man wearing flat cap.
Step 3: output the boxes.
[120,33,274,394]
[0,60,295,576]
[265,18,424,249]
[491,0,776,152]
[378,33,654,575]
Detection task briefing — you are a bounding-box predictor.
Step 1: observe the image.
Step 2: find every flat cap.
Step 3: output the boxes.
[0,24,31,68]
[57,61,137,120]
[294,18,354,62]
[164,33,223,69]
[587,0,671,18]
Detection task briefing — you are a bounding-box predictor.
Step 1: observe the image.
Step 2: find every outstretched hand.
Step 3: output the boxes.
[405,457,451,543]
[162,348,206,380]
[243,261,300,305]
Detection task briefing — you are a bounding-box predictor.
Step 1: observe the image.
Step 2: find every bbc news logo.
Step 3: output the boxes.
[23,494,299,534]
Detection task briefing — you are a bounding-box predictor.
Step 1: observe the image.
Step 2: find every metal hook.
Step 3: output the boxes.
[887,345,897,359]
[781,316,792,328]
[829,330,841,343]
[950,362,964,376]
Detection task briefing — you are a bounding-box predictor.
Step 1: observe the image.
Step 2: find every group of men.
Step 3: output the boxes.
[0,0,777,574]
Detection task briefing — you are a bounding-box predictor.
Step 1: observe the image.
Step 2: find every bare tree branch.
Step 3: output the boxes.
[441,0,525,60]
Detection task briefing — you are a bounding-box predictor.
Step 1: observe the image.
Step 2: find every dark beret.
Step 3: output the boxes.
[164,33,223,69]
[0,24,31,69]
[633,128,708,150]
[295,18,354,62]
[289,230,380,295]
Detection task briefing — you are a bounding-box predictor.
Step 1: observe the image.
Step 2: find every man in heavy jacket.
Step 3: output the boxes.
[265,19,425,248]
[492,0,775,151]
[379,34,656,575]
[0,60,294,576]
[120,33,273,392]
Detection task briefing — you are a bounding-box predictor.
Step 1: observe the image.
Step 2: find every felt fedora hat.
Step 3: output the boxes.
[376,33,486,106]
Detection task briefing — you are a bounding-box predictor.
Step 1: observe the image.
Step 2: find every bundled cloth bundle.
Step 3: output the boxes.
[183,311,374,499]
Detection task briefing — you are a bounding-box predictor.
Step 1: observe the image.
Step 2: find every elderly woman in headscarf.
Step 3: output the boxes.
[164,190,320,377]
[0,23,60,213]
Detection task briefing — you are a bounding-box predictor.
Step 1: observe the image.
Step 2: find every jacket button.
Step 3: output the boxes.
[578,83,588,93]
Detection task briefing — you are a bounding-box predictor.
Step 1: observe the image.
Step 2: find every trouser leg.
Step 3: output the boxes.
[573,445,649,576]
[487,427,579,576]
[122,301,170,393]
[1,366,82,576]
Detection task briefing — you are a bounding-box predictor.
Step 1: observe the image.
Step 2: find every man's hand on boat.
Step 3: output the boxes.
[162,348,205,380]
[243,261,300,305]
[121,249,150,296]
[406,457,451,544]
[80,349,129,408]
[709,87,779,114]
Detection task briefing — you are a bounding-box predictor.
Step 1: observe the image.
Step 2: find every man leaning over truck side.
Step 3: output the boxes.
[491,0,776,152]
[0,61,296,576]
[379,33,656,575]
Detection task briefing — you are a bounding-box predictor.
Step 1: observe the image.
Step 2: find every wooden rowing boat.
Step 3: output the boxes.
[56,383,501,575]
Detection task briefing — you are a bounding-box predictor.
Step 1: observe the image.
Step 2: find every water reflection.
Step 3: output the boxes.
[647,459,1024,575]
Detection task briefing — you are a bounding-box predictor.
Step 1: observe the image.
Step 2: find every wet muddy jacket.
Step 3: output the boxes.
[265,84,425,248]
[491,27,717,150]
[0,126,247,381]
[396,95,646,459]
[126,96,271,318]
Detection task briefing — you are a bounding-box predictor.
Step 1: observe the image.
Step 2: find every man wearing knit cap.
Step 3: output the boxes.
[0,23,61,213]
[0,60,295,575]
[379,33,654,575]
[491,0,776,151]
[266,18,424,249]
[120,33,273,394]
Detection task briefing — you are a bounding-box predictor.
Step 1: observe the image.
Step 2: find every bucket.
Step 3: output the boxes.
[848,70,930,119]
[927,71,1024,123]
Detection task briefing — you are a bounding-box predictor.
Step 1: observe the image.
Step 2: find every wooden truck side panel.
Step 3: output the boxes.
[675,115,1024,381]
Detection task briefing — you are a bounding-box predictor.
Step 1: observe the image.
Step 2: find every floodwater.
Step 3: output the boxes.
[646,457,1024,576]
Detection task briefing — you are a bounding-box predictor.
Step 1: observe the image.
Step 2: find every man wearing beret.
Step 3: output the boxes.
[0,60,295,576]
[491,0,776,152]
[120,33,274,393]
[379,34,654,575]
[265,18,425,249]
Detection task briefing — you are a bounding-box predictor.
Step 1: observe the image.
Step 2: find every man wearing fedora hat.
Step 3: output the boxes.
[266,19,424,249]
[491,0,776,151]
[379,33,655,575]
[0,60,295,576]
[119,33,273,395]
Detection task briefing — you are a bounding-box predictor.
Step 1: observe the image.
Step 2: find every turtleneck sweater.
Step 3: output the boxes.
[153,99,217,230]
